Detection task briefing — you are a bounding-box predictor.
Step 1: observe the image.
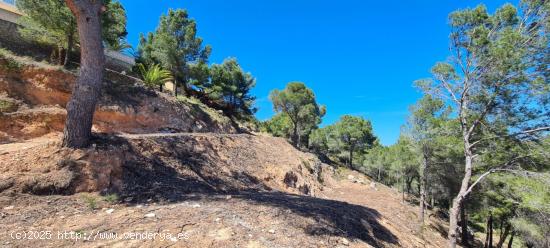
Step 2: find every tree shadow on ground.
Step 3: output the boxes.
[92,135,399,247]
[231,191,399,247]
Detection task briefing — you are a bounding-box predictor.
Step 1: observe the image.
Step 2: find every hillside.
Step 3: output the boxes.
[0,50,237,143]
[0,52,452,247]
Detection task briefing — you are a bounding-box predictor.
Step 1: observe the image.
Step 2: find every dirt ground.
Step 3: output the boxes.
[0,134,451,248]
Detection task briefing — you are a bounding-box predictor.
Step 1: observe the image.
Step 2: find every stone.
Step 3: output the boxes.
[370,182,378,190]
[341,237,350,246]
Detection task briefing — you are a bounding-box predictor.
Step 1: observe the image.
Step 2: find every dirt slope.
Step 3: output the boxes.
[0,52,237,143]
[0,134,451,248]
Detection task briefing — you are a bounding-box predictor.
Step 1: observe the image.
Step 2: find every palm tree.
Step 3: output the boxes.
[106,38,132,52]
[137,63,173,92]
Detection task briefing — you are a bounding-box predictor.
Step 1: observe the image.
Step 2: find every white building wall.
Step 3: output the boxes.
[0,1,136,71]
[0,1,22,23]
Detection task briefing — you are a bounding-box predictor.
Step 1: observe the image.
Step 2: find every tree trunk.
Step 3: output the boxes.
[406,177,413,194]
[461,204,470,247]
[419,152,427,232]
[401,173,405,203]
[496,224,510,248]
[489,214,494,248]
[58,46,65,65]
[449,198,462,248]
[507,232,514,248]
[62,0,105,148]
[448,146,474,248]
[489,215,494,248]
[50,48,58,64]
[292,122,299,147]
[63,30,74,67]
[349,145,354,168]
[484,212,494,248]
[417,179,421,195]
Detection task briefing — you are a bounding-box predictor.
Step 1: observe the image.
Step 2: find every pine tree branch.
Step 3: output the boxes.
[464,155,540,197]
[469,126,550,148]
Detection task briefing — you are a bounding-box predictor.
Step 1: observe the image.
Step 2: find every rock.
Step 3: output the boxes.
[106,209,115,214]
[215,217,221,222]
[3,206,14,210]
[169,237,178,242]
[225,195,232,199]
[370,182,377,190]
[347,175,354,180]
[268,229,275,234]
[144,213,156,218]
[191,203,201,208]
[341,237,350,246]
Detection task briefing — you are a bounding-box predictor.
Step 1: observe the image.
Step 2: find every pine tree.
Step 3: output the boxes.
[270,82,326,148]
[137,9,211,96]
[416,2,550,246]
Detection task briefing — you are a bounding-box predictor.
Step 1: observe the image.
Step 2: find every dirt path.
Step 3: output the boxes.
[322,171,449,248]
[0,133,60,154]
[0,132,246,154]
[119,132,220,138]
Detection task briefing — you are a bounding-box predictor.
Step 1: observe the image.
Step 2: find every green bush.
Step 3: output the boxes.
[0,99,17,113]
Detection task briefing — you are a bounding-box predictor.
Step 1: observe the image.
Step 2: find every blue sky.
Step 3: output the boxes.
[120,0,509,145]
